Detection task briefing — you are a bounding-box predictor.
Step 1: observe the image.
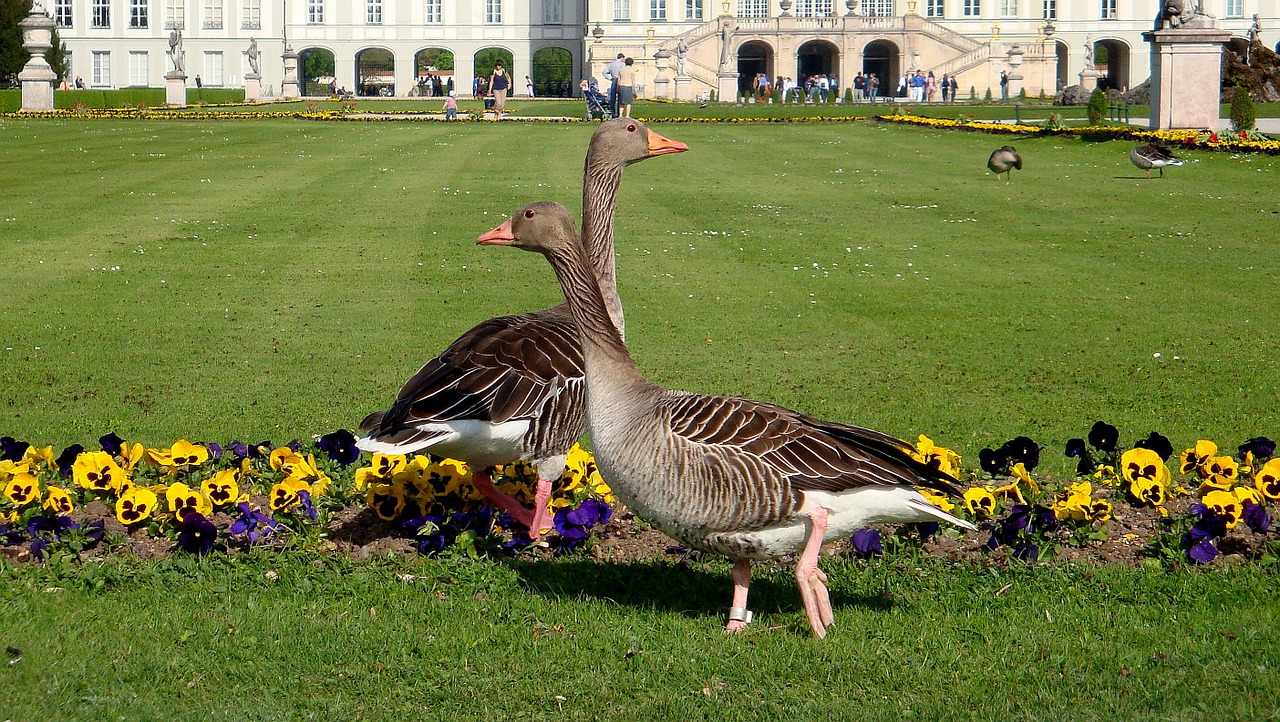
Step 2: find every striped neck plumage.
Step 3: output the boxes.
[582,157,626,341]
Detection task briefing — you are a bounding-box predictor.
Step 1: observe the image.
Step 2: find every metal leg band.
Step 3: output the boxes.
[728,607,753,624]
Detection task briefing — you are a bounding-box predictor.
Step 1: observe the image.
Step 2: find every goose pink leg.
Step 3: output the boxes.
[471,469,547,540]
[725,559,752,633]
[796,506,835,638]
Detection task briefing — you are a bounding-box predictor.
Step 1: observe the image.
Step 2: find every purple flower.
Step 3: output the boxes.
[1012,543,1039,562]
[317,429,361,466]
[979,447,1010,475]
[1003,436,1041,471]
[0,436,30,462]
[82,520,105,546]
[910,521,940,541]
[501,533,535,555]
[1243,501,1271,534]
[229,501,281,543]
[203,442,224,460]
[0,521,24,546]
[1134,432,1174,462]
[27,515,78,539]
[99,432,126,456]
[851,528,883,558]
[1032,504,1059,534]
[55,444,85,476]
[30,538,50,561]
[1186,538,1218,564]
[1065,438,1095,475]
[1088,421,1119,453]
[1187,504,1228,541]
[1238,436,1276,462]
[228,440,250,460]
[177,512,217,555]
[296,490,318,521]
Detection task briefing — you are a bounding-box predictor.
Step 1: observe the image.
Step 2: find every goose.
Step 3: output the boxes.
[478,202,977,638]
[1130,143,1183,178]
[987,146,1022,180]
[357,119,687,540]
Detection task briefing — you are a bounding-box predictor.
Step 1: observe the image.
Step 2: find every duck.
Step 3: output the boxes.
[1130,143,1183,178]
[357,119,687,540]
[478,202,976,638]
[987,146,1022,180]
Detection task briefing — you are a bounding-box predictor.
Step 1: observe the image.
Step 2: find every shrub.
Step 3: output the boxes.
[1018,88,1027,99]
[709,89,717,102]
[984,87,993,101]
[1087,87,1107,124]
[1229,84,1255,133]
[969,85,976,100]
[844,87,853,102]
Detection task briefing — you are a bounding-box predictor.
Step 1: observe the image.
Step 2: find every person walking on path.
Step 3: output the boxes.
[1000,71,1009,101]
[602,53,625,117]
[488,60,511,120]
[617,57,636,117]
[443,89,458,120]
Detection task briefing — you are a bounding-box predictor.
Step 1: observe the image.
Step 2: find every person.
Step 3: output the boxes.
[75,75,84,88]
[617,57,636,117]
[947,74,958,102]
[488,59,510,120]
[525,75,534,97]
[939,74,949,102]
[818,74,830,102]
[912,71,925,101]
[195,75,202,88]
[443,89,457,120]
[868,72,879,102]
[853,72,865,102]
[925,71,937,102]
[999,70,1009,101]
[329,79,337,95]
[472,75,483,100]
[602,52,625,117]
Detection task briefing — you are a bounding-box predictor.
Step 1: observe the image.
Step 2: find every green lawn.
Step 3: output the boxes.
[2,116,1280,720]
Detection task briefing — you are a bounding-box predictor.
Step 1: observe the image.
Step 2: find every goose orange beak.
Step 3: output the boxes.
[646,129,688,157]
[477,219,515,246]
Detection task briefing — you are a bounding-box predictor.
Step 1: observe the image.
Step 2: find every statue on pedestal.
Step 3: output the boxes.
[676,37,688,77]
[168,29,185,74]
[1156,0,1214,30]
[247,37,260,76]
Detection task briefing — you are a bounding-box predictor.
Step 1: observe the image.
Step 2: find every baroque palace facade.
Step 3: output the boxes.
[52,0,1277,98]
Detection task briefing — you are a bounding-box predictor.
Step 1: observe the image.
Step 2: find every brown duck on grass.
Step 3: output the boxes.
[987,146,1022,180]
[478,201,976,638]
[357,119,687,540]
[1130,143,1183,178]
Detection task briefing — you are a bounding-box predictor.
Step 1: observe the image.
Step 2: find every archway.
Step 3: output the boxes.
[415,47,454,97]
[1055,40,1069,91]
[797,39,839,85]
[474,47,514,96]
[736,41,774,96]
[861,40,898,98]
[532,46,574,97]
[355,47,395,96]
[1093,39,1129,91]
[299,47,335,96]
[1225,36,1250,68]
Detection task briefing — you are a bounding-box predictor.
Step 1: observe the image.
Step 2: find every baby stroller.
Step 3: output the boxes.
[583,82,612,120]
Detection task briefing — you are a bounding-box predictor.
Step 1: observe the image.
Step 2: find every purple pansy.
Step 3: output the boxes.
[0,436,30,462]
[1238,436,1276,462]
[229,501,281,543]
[1243,501,1271,534]
[99,432,126,456]
[1134,431,1174,462]
[1087,421,1119,453]
[1186,538,1218,564]
[316,429,361,466]
[851,528,883,558]
[55,444,85,476]
[177,512,217,555]
[1065,438,1095,475]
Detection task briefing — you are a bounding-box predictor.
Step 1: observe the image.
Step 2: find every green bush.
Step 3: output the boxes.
[1230,84,1255,133]
[984,87,993,101]
[1087,87,1107,124]
[969,85,976,100]
[1018,88,1027,99]
[844,87,853,102]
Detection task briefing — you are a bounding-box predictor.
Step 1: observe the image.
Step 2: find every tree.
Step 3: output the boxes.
[301,48,335,81]
[1,0,30,87]
[1229,84,1255,133]
[1087,87,1107,124]
[46,30,67,84]
[473,47,513,80]
[417,48,453,73]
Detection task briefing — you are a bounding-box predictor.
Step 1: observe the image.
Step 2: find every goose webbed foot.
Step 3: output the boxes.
[796,506,834,638]
[472,470,545,540]
[724,559,752,633]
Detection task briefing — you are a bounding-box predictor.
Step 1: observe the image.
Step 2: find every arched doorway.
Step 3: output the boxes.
[299,47,336,96]
[736,40,774,96]
[414,47,454,97]
[1055,40,1069,91]
[862,40,898,97]
[356,48,394,96]
[532,47,574,97]
[797,39,839,85]
[1093,39,1129,91]
[474,47,514,96]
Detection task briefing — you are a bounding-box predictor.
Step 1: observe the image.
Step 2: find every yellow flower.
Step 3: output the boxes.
[1202,489,1243,529]
[117,442,145,471]
[268,482,300,512]
[1120,448,1170,487]
[0,459,32,483]
[1179,440,1217,476]
[201,469,240,506]
[43,486,74,515]
[912,435,962,478]
[1011,462,1040,496]
[284,454,330,497]
[353,453,406,491]
[1198,456,1238,493]
[1234,486,1262,508]
[367,482,405,520]
[590,471,616,505]
[72,451,129,493]
[1255,458,1280,501]
[1130,476,1167,508]
[1089,498,1113,522]
[1052,481,1094,522]
[116,487,158,524]
[962,487,996,518]
[22,445,56,470]
[147,440,210,470]
[166,482,212,522]
[4,473,41,506]
[916,486,955,513]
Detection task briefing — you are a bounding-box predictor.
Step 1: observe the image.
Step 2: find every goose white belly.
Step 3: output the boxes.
[356,419,530,467]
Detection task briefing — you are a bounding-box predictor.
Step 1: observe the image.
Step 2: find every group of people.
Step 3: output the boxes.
[746,70,963,104]
[601,53,637,118]
[896,70,960,102]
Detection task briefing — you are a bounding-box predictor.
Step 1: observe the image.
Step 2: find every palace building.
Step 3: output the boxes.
[51,0,1275,99]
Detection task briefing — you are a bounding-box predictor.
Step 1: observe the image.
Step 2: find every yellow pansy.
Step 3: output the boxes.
[912,435,962,478]
[1052,480,1094,522]
[1198,456,1238,494]
[916,486,955,514]
[166,482,212,522]
[1130,476,1167,508]
[367,482,405,520]
[268,482,300,513]
[962,487,996,518]
[72,451,129,493]
[1234,486,1263,507]
[147,440,210,470]
[427,458,470,496]
[4,473,42,506]
[117,442,145,471]
[22,445,56,470]
[201,469,240,506]
[116,487,158,525]
[1121,448,1170,487]
[1179,440,1217,476]
[43,486,74,515]
[1202,490,1243,529]
[353,453,406,491]
[590,471,616,505]
[1011,463,1040,496]
[0,459,32,483]
[1089,498,1113,522]
[1255,458,1280,501]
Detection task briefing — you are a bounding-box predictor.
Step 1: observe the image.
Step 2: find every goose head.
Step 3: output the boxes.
[478,201,578,257]
[590,117,687,167]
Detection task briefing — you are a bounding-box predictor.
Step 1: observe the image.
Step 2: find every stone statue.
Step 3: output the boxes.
[1083,36,1093,65]
[719,24,732,69]
[1249,14,1261,44]
[168,29,184,74]
[676,37,688,77]
[247,37,260,75]
[1156,0,1213,30]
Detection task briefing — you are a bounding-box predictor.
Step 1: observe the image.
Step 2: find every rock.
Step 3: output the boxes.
[1054,84,1091,105]
[1124,80,1150,105]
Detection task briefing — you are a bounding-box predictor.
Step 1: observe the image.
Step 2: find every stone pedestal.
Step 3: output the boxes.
[1078,68,1100,92]
[244,73,261,101]
[652,75,670,99]
[717,74,738,103]
[1144,27,1231,130]
[1007,72,1024,97]
[18,9,56,112]
[675,75,692,101]
[282,46,301,99]
[165,72,187,106]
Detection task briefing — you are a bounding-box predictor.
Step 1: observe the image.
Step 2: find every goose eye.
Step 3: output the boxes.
[523,209,535,219]
[626,123,637,132]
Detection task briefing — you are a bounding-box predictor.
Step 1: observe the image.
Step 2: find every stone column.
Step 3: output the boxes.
[1006,44,1024,98]
[652,49,671,99]
[244,73,261,101]
[1144,27,1231,130]
[281,46,301,98]
[18,7,57,112]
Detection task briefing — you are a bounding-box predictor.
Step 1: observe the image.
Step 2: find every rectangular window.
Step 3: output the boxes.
[128,50,148,84]
[425,0,441,21]
[1224,0,1241,16]
[686,0,702,19]
[366,0,381,23]
[203,50,223,85]
[542,0,562,23]
[485,0,502,23]
[926,0,943,16]
[55,0,73,27]
[1041,0,1054,17]
[963,0,980,15]
[92,50,110,84]
[307,0,323,23]
[998,0,1013,14]
[203,0,222,27]
[614,0,630,20]
[737,0,767,17]
[130,0,148,27]
[650,0,666,19]
[92,0,110,27]
[796,0,834,16]
[863,0,894,14]
[165,0,183,27]
[1099,0,1115,16]
[241,0,260,28]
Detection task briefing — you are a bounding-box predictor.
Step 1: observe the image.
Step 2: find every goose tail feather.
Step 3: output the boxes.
[906,495,979,532]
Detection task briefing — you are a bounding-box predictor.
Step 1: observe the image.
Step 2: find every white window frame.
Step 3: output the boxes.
[926,0,944,15]
[1100,0,1115,18]
[203,0,222,28]
[542,0,562,23]
[650,0,666,19]
[307,0,323,24]
[130,0,148,27]
[128,51,148,84]
[796,0,834,16]
[1041,0,1054,17]
[863,0,894,15]
[55,0,73,27]
[92,50,111,84]
[203,50,223,85]
[241,0,260,28]
[165,0,183,27]
[485,0,502,23]
[1224,0,1242,17]
[366,0,381,23]
[91,0,110,27]
[686,0,702,19]
[998,0,1014,16]
[964,0,981,16]
[737,0,767,17]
